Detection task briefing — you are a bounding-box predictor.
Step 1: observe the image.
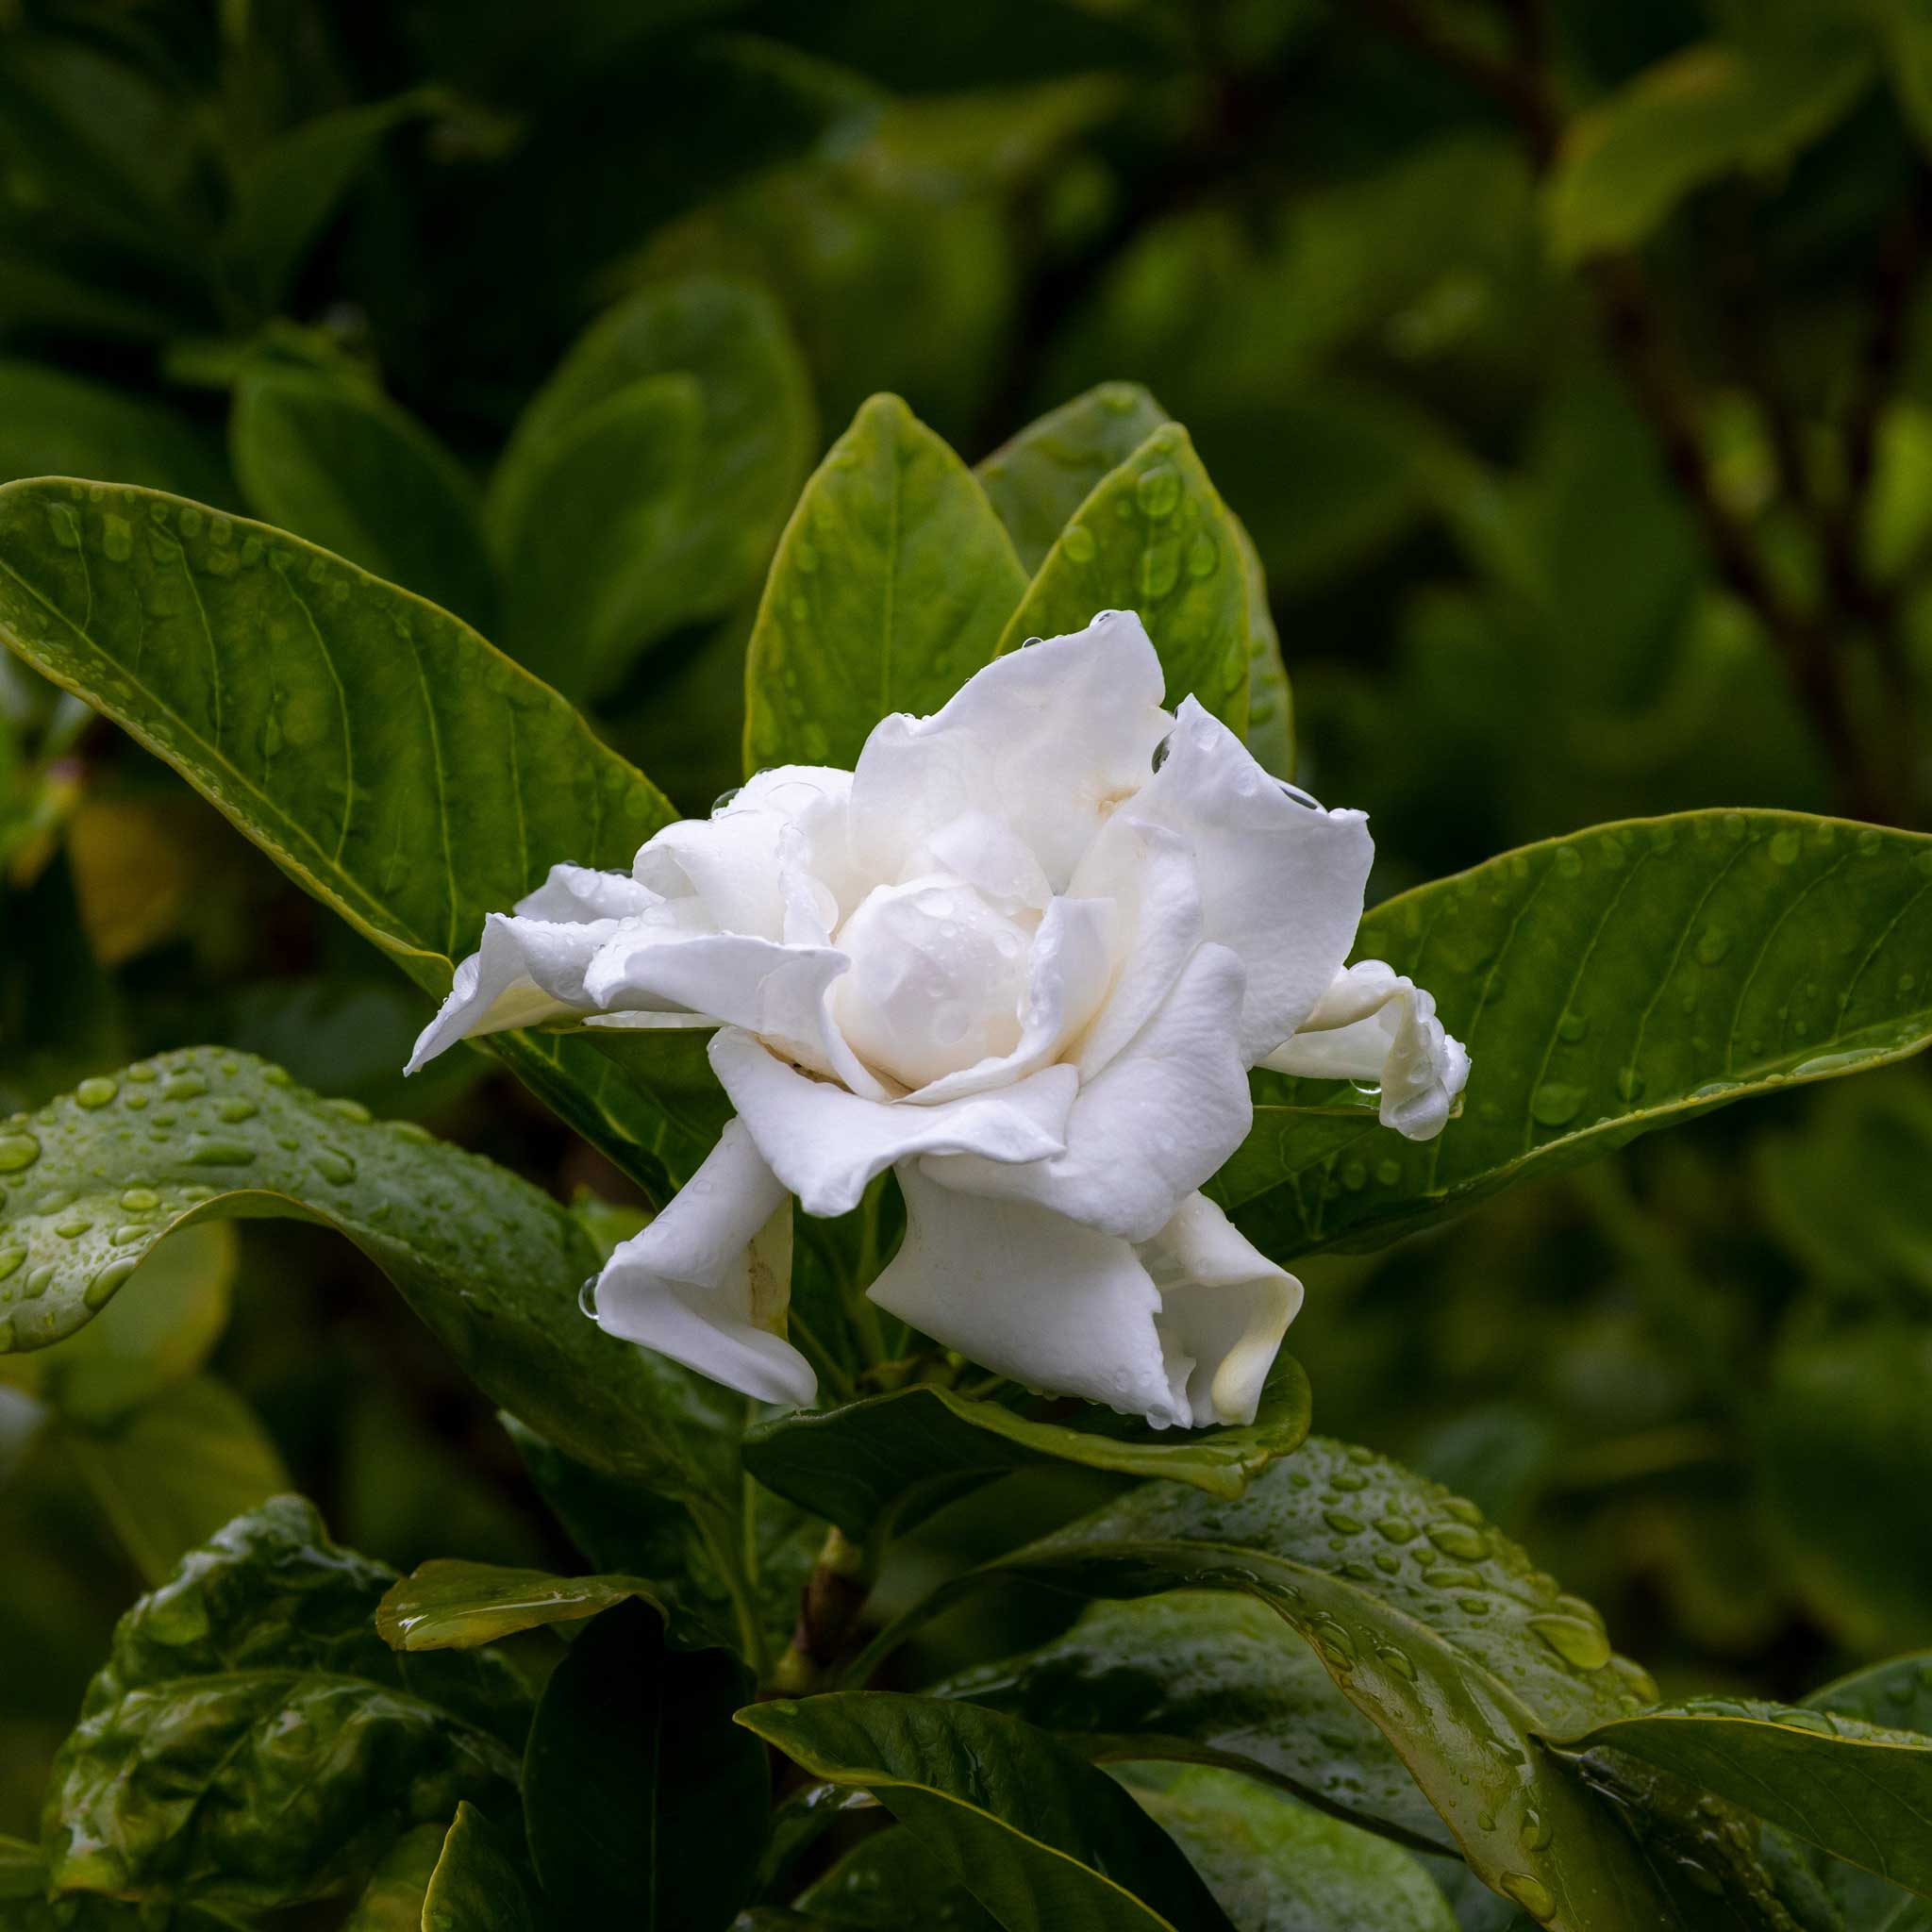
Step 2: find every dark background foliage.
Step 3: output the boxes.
[3,0,1931,1864]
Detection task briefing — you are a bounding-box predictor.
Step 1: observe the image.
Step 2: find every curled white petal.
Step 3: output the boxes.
[1262,959,1471,1141]
[870,1169,1298,1429]
[710,1027,1079,1219]
[849,610,1170,893]
[591,1119,815,1408]
[921,941,1251,1243]
[1124,697,1372,1064]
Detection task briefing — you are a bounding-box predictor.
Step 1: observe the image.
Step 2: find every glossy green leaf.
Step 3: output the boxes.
[1126,1764,1461,1932]
[230,369,497,628]
[0,1223,234,1424]
[42,1497,526,1907]
[1561,1699,1932,1900]
[524,1599,767,1926]
[1545,36,1873,261]
[491,373,703,697]
[491,275,814,688]
[1219,811,1932,1261]
[420,1804,540,1932]
[0,1048,741,1504]
[376,1557,672,1650]
[61,1374,290,1585]
[974,384,1290,770]
[740,1692,1238,1931]
[975,382,1172,575]
[223,96,431,315]
[890,1438,1753,1932]
[0,362,226,498]
[0,1833,242,1927]
[993,423,1249,733]
[341,1823,446,1932]
[0,476,715,1191]
[797,1824,998,1928]
[744,392,1027,771]
[940,1591,1453,1857]
[743,1355,1310,1541]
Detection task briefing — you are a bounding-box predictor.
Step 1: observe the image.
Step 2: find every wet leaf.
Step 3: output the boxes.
[419,1804,540,1932]
[375,1557,673,1650]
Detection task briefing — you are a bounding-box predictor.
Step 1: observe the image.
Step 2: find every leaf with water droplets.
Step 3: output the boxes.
[0,475,725,1195]
[42,1497,528,1909]
[993,421,1250,733]
[868,1438,1738,1931]
[744,391,1027,772]
[1558,1695,1932,1903]
[0,1048,742,1508]
[742,1351,1310,1540]
[740,1692,1238,1931]
[375,1557,682,1651]
[1220,810,1932,1262]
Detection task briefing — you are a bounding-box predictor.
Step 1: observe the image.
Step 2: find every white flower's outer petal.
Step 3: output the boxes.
[1126,697,1372,1063]
[871,1164,1186,1425]
[921,942,1251,1242]
[1065,818,1203,1080]
[710,1027,1078,1219]
[515,861,658,923]
[407,911,625,1073]
[1262,960,1471,1141]
[634,766,853,941]
[1137,1192,1302,1426]
[592,1120,815,1408]
[849,611,1171,892]
[871,1172,1300,1428]
[907,892,1117,1105]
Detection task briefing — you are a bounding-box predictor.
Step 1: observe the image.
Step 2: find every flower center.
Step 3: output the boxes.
[831,874,1035,1089]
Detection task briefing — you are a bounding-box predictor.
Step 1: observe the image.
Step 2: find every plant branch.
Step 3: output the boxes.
[768,1524,878,1695]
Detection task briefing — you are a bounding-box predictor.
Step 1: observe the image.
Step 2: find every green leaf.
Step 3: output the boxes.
[61,1374,290,1586]
[975,382,1173,576]
[420,1804,541,1932]
[0,1048,741,1504]
[376,1557,674,1649]
[744,392,1027,771]
[0,475,715,1191]
[974,385,1290,771]
[743,1355,1311,1541]
[1125,1764,1461,1932]
[739,1692,1238,1931]
[42,1496,527,1907]
[222,96,431,317]
[230,368,497,629]
[491,374,704,698]
[0,362,226,499]
[491,275,815,691]
[1219,811,1932,1262]
[939,1592,1453,1857]
[342,1823,447,1932]
[1559,1699,1932,1900]
[0,1223,234,1424]
[524,1599,767,1926]
[1545,36,1873,261]
[797,1824,998,1927]
[888,1438,1739,1931]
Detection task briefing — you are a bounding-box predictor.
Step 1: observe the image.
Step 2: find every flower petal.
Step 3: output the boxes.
[1138,1192,1302,1425]
[515,861,659,923]
[871,1163,1186,1426]
[848,610,1171,892]
[1126,698,1372,1063]
[1262,959,1471,1141]
[920,941,1251,1242]
[407,910,626,1073]
[710,1027,1078,1219]
[592,1119,815,1408]
[870,1172,1299,1428]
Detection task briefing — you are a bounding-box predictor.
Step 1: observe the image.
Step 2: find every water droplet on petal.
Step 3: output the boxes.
[75,1078,118,1108]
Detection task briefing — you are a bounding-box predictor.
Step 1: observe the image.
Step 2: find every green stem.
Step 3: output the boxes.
[693,1504,766,1674]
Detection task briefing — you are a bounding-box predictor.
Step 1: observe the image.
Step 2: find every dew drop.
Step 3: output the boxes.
[712,786,742,814]
[1528,1083,1584,1128]
[0,1250,21,1283]
[54,1219,92,1240]
[218,1098,258,1124]
[184,1139,258,1168]
[1615,1068,1645,1103]
[1185,532,1217,577]
[323,1097,373,1124]
[161,1074,208,1102]
[0,1134,41,1174]
[23,1264,53,1299]
[1139,541,1180,600]
[1374,1158,1403,1187]
[1134,463,1181,520]
[1427,1523,1489,1561]
[1527,1613,1612,1671]
[1694,925,1732,966]
[578,1275,600,1321]
[1769,829,1801,866]
[1324,1510,1365,1536]
[1557,1011,1589,1043]
[1151,732,1172,774]
[75,1077,118,1109]
[312,1148,356,1185]
[84,1257,142,1308]
[1553,845,1583,878]
[1061,525,1097,564]
[1500,1874,1556,1921]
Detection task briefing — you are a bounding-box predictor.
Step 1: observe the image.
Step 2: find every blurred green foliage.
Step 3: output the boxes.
[5,0,1932,1915]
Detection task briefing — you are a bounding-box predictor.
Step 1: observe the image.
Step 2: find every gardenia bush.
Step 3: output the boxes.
[2,381,1930,1930]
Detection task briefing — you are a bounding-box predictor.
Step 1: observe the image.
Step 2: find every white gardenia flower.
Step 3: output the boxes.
[408,613,1469,1428]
